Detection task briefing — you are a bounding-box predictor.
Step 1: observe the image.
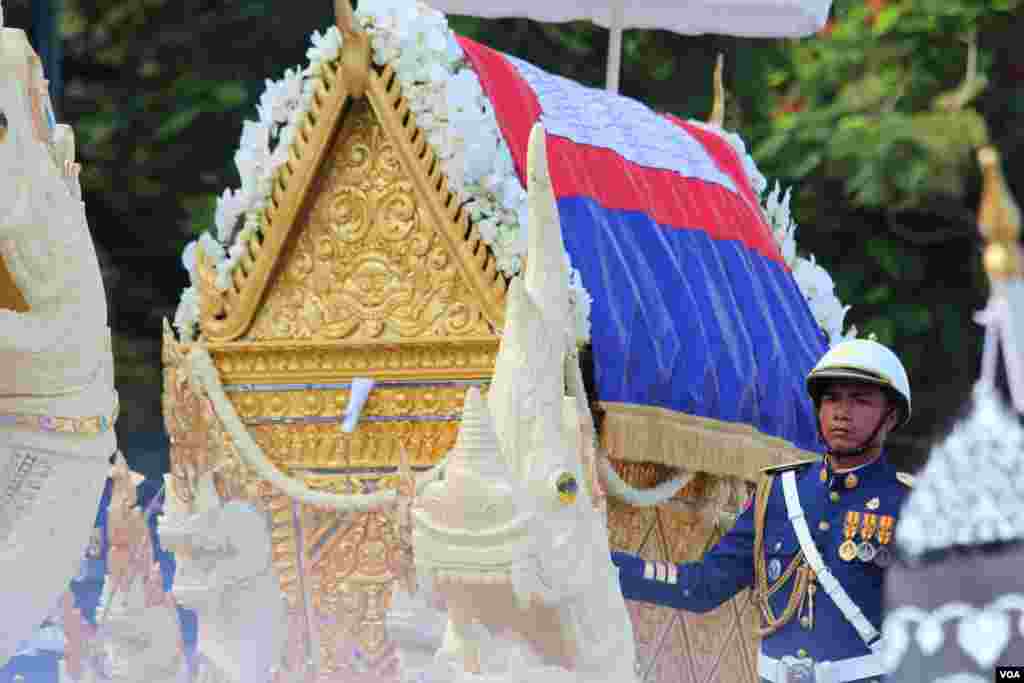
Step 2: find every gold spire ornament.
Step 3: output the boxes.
[707,54,726,128]
[335,0,371,99]
[977,146,1022,281]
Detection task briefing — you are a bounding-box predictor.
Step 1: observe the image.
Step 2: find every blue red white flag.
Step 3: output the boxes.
[459,37,828,455]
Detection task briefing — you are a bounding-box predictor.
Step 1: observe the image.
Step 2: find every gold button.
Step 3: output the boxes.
[845,473,859,489]
[830,492,840,503]
[818,521,830,532]
[797,649,808,658]
[819,468,827,482]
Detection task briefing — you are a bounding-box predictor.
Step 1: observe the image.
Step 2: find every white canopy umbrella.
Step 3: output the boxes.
[427,0,832,93]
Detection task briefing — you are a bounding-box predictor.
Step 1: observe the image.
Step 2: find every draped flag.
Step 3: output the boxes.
[459,37,828,455]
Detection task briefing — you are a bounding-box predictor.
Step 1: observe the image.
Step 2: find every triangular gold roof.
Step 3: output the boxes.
[197,31,508,353]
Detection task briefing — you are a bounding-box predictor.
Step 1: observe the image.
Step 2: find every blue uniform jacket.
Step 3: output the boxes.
[613,454,911,681]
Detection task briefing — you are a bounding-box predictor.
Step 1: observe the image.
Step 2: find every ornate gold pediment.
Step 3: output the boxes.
[246,99,496,345]
[198,46,508,345]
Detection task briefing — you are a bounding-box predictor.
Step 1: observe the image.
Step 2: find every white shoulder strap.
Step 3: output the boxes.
[780,470,882,651]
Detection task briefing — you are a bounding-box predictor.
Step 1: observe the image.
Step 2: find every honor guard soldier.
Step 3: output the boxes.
[613,339,915,683]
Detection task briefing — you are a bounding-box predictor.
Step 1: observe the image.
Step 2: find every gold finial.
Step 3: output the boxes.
[977,146,1022,280]
[334,0,356,35]
[334,0,371,99]
[707,53,725,128]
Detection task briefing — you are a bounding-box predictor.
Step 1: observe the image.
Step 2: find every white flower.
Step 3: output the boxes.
[306,26,343,66]
[257,68,305,127]
[214,188,247,243]
[445,31,464,67]
[173,286,200,342]
[181,240,198,283]
[235,120,273,200]
[792,255,835,303]
[446,70,486,125]
[199,231,225,262]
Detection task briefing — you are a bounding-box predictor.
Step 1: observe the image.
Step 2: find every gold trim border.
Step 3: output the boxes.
[599,401,817,483]
[208,338,499,384]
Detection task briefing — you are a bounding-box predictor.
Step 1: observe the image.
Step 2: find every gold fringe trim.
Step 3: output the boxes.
[599,401,818,483]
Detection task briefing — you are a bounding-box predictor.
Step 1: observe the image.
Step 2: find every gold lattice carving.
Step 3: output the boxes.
[607,466,759,683]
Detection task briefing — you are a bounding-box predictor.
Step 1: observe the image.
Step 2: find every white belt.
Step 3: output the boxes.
[759,649,888,683]
[780,470,882,651]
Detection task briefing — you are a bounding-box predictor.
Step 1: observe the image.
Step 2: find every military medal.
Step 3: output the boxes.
[839,510,860,561]
[767,557,782,583]
[874,515,895,568]
[857,513,878,562]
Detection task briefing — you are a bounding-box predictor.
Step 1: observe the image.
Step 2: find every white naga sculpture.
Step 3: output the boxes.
[397,124,638,683]
[0,10,119,667]
[158,471,287,683]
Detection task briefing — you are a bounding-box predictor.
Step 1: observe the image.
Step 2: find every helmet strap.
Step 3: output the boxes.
[819,407,895,459]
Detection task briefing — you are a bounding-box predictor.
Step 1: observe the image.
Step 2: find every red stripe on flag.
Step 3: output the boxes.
[457,36,783,264]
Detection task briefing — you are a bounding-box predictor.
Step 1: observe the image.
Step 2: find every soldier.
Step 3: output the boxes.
[613,338,914,683]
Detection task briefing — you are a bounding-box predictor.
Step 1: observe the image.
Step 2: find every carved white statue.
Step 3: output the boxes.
[0,16,119,667]
[400,124,638,683]
[159,472,287,683]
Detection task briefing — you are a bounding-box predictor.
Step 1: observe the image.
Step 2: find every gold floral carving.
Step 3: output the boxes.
[199,60,508,343]
[248,99,496,344]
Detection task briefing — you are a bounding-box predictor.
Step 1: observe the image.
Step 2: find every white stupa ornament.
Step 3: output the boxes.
[412,387,532,572]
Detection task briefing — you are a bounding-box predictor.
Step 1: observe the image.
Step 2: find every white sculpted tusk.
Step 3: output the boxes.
[601,456,694,508]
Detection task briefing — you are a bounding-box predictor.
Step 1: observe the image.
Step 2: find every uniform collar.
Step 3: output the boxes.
[818,451,890,492]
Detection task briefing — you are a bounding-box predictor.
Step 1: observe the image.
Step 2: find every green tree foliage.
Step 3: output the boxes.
[746,0,1024,466]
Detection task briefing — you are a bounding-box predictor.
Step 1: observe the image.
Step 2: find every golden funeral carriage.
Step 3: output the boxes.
[163,3,837,680]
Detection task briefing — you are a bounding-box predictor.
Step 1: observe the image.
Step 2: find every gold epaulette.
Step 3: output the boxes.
[761,458,821,476]
[896,471,915,488]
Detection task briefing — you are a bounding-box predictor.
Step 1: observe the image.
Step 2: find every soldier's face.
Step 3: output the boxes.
[818,381,895,451]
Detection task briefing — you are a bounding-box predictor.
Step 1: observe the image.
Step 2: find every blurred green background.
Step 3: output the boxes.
[5,0,1022,476]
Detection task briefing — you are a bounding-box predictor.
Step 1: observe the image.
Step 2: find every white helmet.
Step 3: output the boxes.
[806,339,911,429]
